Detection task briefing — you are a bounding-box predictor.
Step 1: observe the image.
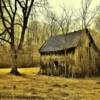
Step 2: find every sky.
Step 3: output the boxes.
[48,0,100,16]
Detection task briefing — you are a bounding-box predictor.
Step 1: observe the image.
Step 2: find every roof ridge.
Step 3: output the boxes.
[50,29,83,38]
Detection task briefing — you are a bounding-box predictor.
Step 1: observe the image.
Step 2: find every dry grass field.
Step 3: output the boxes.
[0,68,100,100]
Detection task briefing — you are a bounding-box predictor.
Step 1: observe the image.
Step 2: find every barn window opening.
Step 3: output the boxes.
[67,47,75,54]
[89,42,91,47]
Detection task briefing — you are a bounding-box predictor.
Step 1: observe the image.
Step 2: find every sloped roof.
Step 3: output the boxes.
[39,30,84,53]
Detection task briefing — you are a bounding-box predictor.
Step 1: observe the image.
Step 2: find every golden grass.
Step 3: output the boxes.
[0,68,11,73]
[0,68,100,100]
[0,67,40,74]
[18,67,40,74]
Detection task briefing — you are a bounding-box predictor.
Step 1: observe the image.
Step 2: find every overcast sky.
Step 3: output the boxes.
[48,0,100,16]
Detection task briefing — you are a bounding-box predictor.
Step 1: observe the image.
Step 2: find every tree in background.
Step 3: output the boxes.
[73,0,100,76]
[80,0,100,55]
[95,14,100,32]
[44,10,60,36]
[55,6,73,34]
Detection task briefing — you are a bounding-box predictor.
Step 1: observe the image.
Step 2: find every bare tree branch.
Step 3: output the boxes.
[0,37,11,44]
[81,0,100,56]
[2,0,12,20]
[8,0,13,14]
[0,29,7,36]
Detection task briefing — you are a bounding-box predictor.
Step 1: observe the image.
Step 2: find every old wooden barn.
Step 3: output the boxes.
[39,30,98,77]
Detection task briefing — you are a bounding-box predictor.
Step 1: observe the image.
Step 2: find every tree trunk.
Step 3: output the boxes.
[10,49,20,75]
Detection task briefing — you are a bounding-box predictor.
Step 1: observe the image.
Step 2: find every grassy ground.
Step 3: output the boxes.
[0,68,100,100]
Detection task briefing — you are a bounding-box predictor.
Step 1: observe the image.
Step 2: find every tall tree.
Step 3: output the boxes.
[45,10,60,36]
[56,8,73,34]
[0,0,47,75]
[95,14,100,32]
[80,0,100,56]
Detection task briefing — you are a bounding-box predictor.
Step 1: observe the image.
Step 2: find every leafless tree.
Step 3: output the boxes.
[45,10,60,36]
[80,0,100,56]
[56,7,73,34]
[0,0,48,75]
[95,14,100,32]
